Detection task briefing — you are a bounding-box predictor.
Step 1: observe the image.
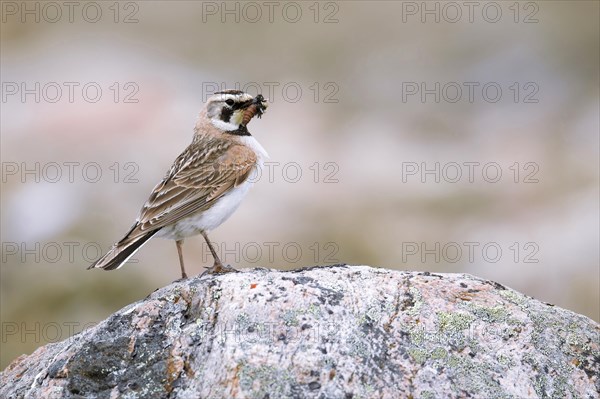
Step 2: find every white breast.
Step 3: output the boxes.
[157,136,268,240]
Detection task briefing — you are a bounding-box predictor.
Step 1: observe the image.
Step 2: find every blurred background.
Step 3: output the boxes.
[1,1,598,369]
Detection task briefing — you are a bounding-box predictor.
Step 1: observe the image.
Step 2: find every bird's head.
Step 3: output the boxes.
[204,90,268,134]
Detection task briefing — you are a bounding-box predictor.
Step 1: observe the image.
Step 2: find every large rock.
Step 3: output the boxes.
[1,265,598,398]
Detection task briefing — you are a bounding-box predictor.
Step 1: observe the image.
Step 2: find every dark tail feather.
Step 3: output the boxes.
[88,230,158,271]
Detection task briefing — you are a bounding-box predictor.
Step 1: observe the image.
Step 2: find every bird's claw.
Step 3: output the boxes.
[201,263,239,276]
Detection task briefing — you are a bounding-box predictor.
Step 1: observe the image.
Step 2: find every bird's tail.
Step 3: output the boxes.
[88,229,158,271]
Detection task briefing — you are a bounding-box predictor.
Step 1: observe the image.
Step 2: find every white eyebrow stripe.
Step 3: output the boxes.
[211,93,254,103]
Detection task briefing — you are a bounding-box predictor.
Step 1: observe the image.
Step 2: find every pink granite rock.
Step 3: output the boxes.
[1,265,598,398]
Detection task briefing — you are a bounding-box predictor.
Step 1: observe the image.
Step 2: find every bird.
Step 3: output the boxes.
[88,90,269,278]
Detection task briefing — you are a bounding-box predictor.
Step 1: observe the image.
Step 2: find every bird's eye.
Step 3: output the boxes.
[225,99,235,106]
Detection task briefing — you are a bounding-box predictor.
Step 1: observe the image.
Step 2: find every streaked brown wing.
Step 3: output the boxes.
[130,136,256,235]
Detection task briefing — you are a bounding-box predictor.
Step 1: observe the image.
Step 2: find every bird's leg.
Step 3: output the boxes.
[175,240,188,279]
[200,231,238,275]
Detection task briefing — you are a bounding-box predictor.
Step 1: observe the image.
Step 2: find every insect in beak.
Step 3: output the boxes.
[241,95,268,126]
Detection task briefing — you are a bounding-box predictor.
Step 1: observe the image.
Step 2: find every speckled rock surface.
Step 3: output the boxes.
[1,265,598,398]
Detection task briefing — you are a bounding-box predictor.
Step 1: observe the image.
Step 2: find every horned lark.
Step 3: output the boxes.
[88,90,269,278]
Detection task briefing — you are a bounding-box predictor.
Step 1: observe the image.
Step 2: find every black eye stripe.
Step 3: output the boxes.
[217,98,253,122]
[220,106,233,122]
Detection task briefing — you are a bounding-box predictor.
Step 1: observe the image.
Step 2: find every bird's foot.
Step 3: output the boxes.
[201,262,239,276]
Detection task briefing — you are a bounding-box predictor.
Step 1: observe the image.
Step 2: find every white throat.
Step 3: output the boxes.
[211,118,240,131]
